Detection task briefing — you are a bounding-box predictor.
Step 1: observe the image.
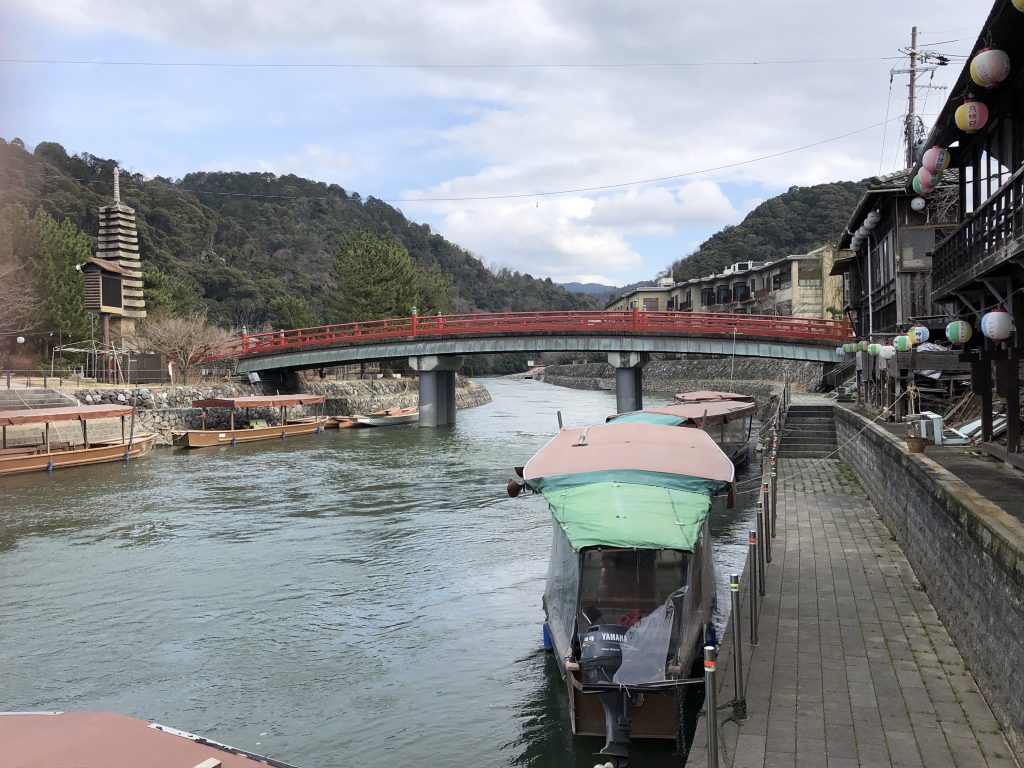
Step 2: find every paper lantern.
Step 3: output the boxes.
[912,175,932,195]
[893,335,913,352]
[918,168,943,189]
[946,319,973,345]
[981,308,1014,340]
[955,100,989,133]
[910,324,930,344]
[866,210,881,227]
[910,196,927,212]
[843,342,856,354]
[1014,0,1024,10]
[970,48,1011,89]
[922,146,951,173]
[868,343,881,356]
[879,345,896,360]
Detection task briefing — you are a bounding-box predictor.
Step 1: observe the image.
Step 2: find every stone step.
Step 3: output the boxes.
[785,415,835,423]
[787,406,834,413]
[0,388,78,410]
[777,450,835,458]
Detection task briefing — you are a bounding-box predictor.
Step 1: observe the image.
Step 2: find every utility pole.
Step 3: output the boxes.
[906,26,918,168]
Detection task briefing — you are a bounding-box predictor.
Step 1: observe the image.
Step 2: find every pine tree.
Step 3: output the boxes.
[332,229,418,323]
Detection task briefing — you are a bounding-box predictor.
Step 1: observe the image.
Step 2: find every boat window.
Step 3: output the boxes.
[722,417,750,445]
[578,548,689,630]
[544,522,581,657]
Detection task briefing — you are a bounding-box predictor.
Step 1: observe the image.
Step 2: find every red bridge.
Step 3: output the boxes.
[214,310,851,425]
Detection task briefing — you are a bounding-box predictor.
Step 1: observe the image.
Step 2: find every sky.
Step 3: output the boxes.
[0,0,994,286]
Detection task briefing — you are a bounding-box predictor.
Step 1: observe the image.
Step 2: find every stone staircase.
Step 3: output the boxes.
[778,404,837,458]
[0,387,78,410]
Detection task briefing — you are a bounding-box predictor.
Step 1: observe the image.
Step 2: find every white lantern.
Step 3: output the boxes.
[910,324,930,344]
[16,336,25,344]
[857,226,869,238]
[865,210,881,227]
[879,345,896,360]
[981,308,1014,340]
[910,196,927,212]
[971,48,1011,89]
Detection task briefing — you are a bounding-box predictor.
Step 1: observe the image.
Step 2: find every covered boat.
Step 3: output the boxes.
[607,398,756,464]
[513,421,735,763]
[172,394,327,448]
[673,390,754,403]
[0,404,156,476]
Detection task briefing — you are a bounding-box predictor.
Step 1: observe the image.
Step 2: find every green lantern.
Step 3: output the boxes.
[893,335,913,352]
[857,340,869,352]
[946,319,973,345]
[868,343,880,356]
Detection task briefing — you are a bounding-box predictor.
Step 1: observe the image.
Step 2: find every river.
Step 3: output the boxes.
[0,378,759,767]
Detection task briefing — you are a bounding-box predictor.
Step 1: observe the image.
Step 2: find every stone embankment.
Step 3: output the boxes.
[70,377,491,445]
[537,358,823,416]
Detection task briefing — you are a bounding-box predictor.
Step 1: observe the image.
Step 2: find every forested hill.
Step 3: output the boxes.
[670,181,867,282]
[0,139,593,327]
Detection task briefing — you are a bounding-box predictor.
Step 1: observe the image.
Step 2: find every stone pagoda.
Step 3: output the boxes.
[95,165,145,342]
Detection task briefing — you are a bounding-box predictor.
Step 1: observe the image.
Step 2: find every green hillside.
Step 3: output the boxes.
[669,181,867,282]
[0,139,594,328]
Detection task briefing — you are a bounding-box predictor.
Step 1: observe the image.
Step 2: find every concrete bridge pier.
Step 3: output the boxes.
[608,351,648,414]
[409,355,464,427]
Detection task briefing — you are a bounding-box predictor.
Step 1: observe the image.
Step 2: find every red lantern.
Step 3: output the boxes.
[921,146,950,173]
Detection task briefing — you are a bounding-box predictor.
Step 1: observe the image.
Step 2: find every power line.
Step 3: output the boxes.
[0,55,907,70]
[37,116,901,204]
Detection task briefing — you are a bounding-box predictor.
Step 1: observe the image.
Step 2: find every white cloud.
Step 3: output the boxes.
[4,0,995,282]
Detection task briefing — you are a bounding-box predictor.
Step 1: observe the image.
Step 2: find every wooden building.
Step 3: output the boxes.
[918,0,1024,467]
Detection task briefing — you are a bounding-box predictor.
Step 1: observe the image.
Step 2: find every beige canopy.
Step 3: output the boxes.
[674,390,754,403]
[612,399,756,426]
[191,394,325,408]
[0,404,134,426]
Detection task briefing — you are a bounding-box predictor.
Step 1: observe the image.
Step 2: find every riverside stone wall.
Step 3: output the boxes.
[71,377,491,445]
[836,405,1024,756]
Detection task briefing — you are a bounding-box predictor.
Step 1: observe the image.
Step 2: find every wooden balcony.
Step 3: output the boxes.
[931,165,1024,302]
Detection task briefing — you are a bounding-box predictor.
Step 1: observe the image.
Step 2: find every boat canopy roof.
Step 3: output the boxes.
[0,404,134,426]
[523,422,734,550]
[191,394,325,408]
[609,400,756,427]
[674,390,754,403]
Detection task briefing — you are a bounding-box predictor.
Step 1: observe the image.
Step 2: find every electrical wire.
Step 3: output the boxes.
[42,116,900,204]
[0,55,907,70]
[878,78,895,175]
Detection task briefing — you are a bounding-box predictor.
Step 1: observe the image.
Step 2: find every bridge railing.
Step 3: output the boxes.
[204,310,853,362]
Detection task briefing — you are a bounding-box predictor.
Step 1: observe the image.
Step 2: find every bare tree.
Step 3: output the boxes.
[0,260,38,338]
[136,314,230,384]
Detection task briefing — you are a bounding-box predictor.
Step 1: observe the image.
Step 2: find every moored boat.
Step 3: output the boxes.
[171,394,327,448]
[673,390,754,403]
[0,710,297,768]
[0,404,156,477]
[509,422,735,764]
[332,405,418,428]
[608,396,757,465]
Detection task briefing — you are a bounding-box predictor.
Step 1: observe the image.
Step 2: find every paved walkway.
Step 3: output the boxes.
[691,458,1019,768]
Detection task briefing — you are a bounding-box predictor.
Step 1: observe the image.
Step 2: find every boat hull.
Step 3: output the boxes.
[172,419,328,448]
[354,412,418,427]
[0,433,157,476]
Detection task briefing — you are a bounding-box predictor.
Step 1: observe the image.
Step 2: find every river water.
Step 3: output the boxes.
[0,378,758,767]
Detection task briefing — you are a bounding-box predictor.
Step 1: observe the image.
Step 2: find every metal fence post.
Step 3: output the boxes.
[704,645,719,768]
[730,573,747,720]
[749,531,759,646]
[756,510,766,596]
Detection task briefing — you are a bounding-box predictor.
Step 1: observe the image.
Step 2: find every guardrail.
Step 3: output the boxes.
[203,310,853,362]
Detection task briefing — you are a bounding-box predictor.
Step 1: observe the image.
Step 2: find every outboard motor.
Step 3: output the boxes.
[581,624,631,763]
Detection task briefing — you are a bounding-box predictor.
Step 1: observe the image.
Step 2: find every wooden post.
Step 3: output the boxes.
[121,415,126,444]
[1000,356,1020,455]
[45,422,51,454]
[82,420,88,448]
[230,411,235,431]
[1,425,5,449]
[972,352,993,443]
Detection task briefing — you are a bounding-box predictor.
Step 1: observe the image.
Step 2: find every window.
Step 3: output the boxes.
[716,285,731,304]
[733,281,750,301]
[701,287,714,306]
[642,297,659,311]
[101,274,122,308]
[797,261,821,287]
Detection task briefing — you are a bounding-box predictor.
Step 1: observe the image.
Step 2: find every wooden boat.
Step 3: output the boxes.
[0,710,297,768]
[508,422,735,764]
[608,397,757,465]
[673,389,755,403]
[332,406,418,429]
[0,404,156,477]
[172,394,327,448]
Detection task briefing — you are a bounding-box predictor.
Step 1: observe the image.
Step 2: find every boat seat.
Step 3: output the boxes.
[249,419,270,429]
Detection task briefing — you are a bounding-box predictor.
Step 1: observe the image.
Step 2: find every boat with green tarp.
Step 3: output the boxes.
[509,420,735,765]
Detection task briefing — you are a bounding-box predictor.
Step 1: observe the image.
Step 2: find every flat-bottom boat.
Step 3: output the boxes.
[171,394,327,448]
[0,404,156,476]
[509,422,736,764]
[333,406,418,428]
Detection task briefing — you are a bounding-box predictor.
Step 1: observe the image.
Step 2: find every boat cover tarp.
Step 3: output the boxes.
[544,481,716,550]
[0,404,133,426]
[608,400,755,426]
[607,412,686,426]
[674,390,754,403]
[191,394,325,408]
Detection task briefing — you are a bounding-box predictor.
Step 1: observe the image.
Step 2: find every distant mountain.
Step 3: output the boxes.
[558,281,620,296]
[669,181,867,283]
